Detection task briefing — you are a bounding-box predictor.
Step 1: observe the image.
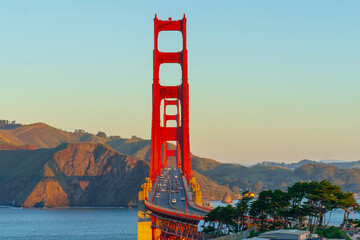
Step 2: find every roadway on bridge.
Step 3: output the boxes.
[150,168,205,215]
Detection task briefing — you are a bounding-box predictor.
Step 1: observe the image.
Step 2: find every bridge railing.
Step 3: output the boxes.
[181,175,212,213]
[144,200,205,220]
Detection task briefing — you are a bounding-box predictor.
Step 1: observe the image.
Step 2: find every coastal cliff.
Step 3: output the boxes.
[0,143,149,207]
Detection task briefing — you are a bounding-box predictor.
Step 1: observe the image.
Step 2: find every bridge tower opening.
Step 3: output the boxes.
[150,14,191,181]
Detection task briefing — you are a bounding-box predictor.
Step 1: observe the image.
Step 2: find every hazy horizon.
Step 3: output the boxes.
[1,1,359,164]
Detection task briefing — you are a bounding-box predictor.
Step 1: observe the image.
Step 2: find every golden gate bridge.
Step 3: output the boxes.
[137,14,212,240]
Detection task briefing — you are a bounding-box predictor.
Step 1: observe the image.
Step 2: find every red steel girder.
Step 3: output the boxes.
[151,213,204,240]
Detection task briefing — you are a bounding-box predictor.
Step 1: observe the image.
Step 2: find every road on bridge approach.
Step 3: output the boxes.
[150,168,205,215]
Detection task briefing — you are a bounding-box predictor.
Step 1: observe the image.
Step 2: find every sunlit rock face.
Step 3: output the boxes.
[0,143,149,208]
[221,192,233,204]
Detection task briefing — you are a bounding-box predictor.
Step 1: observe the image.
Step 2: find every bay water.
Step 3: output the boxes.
[1,199,359,239]
[0,207,137,240]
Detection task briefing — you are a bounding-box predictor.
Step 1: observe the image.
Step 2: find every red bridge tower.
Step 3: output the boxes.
[150,14,192,181]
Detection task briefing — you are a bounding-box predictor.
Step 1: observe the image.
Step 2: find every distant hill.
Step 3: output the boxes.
[197,164,298,193]
[0,131,22,146]
[107,137,151,162]
[253,159,318,170]
[192,171,236,200]
[0,122,108,148]
[294,163,360,192]
[191,156,223,172]
[0,143,149,207]
[0,124,38,150]
[328,161,360,169]
[198,162,360,194]
[253,159,360,170]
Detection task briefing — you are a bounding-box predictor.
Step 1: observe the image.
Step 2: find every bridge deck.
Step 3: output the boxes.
[147,168,209,219]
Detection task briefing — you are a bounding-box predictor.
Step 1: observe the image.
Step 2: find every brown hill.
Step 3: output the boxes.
[197,163,360,194]
[0,127,38,150]
[192,171,236,200]
[0,131,22,146]
[0,144,37,150]
[0,143,149,207]
[294,163,360,192]
[0,123,107,148]
[107,137,151,161]
[191,156,222,172]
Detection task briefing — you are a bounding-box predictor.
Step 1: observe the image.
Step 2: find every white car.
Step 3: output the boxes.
[181,197,185,201]
[171,199,176,204]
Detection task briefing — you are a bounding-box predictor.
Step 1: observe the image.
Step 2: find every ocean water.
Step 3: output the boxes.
[0,207,137,240]
[1,200,359,239]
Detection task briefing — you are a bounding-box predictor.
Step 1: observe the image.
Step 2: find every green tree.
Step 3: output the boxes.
[287,181,309,228]
[342,192,358,226]
[249,190,272,231]
[235,191,253,230]
[204,180,357,237]
[203,205,238,237]
[314,181,342,232]
[298,180,344,233]
[348,219,360,228]
[337,190,359,237]
[96,131,107,138]
[270,189,291,228]
[287,181,345,231]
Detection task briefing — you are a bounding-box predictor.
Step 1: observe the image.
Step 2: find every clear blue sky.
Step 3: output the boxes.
[1,1,359,164]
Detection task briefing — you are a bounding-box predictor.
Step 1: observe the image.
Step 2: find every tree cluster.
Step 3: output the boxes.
[202,180,359,237]
[96,131,107,138]
[202,191,253,237]
[74,129,86,134]
[0,119,16,127]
